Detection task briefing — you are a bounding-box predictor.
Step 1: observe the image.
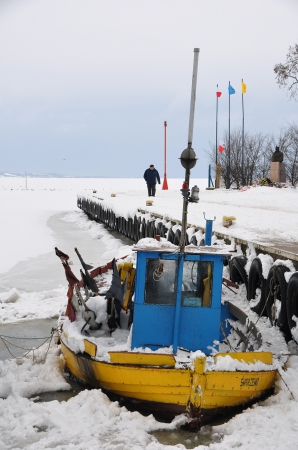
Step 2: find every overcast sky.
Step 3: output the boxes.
[0,0,297,179]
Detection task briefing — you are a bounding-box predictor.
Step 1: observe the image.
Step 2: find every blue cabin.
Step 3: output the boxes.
[131,248,230,355]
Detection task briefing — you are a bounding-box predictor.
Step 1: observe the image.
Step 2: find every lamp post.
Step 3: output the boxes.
[179,48,200,252]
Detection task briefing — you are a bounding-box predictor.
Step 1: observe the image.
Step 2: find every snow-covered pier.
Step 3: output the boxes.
[77,185,298,269]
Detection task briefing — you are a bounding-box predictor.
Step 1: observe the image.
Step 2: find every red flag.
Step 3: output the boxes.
[219,144,225,153]
[216,86,222,98]
[55,247,69,261]
[64,264,80,286]
[65,298,76,322]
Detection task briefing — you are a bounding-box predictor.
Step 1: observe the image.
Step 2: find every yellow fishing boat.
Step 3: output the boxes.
[57,242,278,429]
[56,49,279,429]
[60,341,276,428]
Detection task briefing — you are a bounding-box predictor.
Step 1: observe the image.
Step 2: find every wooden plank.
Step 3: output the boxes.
[109,351,176,366]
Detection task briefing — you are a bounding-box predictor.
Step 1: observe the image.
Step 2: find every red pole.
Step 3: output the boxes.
[162,120,168,190]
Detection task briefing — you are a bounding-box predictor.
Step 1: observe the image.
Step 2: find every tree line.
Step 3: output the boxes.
[206,124,298,188]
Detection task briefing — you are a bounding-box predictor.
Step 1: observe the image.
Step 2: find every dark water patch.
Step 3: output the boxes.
[151,425,222,448]
[32,377,87,403]
[151,412,241,448]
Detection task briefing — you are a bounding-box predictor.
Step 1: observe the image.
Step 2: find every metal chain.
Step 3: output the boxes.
[0,328,57,361]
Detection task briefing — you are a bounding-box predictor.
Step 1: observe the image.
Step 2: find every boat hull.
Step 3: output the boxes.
[60,338,277,428]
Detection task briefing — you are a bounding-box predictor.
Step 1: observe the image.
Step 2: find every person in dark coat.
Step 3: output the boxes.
[144,164,161,197]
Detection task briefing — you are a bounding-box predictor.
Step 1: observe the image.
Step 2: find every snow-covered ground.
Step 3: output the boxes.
[1,177,298,450]
[81,180,298,248]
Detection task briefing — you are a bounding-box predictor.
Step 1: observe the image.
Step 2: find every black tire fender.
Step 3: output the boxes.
[156,222,163,237]
[145,221,150,238]
[132,216,138,242]
[190,235,197,246]
[167,228,174,243]
[123,219,128,237]
[229,256,248,293]
[148,221,156,238]
[173,229,181,245]
[116,216,121,232]
[136,217,142,241]
[141,219,146,239]
[185,230,190,246]
[265,264,290,335]
[286,272,298,339]
[118,217,123,234]
[160,225,167,238]
[140,222,146,239]
[248,257,268,316]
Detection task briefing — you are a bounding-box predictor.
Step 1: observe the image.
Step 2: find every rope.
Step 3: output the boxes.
[0,328,58,361]
[0,334,53,340]
[223,282,238,295]
[220,321,236,352]
[277,364,296,400]
[153,262,164,281]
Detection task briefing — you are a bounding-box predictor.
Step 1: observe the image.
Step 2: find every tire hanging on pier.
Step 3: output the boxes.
[167,228,174,243]
[247,258,268,316]
[286,272,298,340]
[133,216,138,242]
[229,256,248,294]
[140,221,146,239]
[124,219,129,237]
[185,231,190,246]
[156,221,163,238]
[160,224,167,238]
[137,217,142,241]
[265,265,290,335]
[190,235,197,246]
[173,229,181,245]
[148,221,155,238]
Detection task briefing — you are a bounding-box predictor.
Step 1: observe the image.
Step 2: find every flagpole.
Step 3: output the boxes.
[241,79,245,186]
[162,121,168,190]
[216,85,218,167]
[215,85,221,189]
[227,81,231,189]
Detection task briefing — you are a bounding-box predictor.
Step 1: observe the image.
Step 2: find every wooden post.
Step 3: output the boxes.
[162,121,168,190]
[215,164,221,189]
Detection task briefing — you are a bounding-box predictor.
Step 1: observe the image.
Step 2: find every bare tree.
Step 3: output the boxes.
[207,125,298,187]
[206,128,267,188]
[244,132,267,185]
[285,125,298,186]
[274,43,298,100]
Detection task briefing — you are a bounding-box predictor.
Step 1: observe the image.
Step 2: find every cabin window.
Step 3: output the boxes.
[144,258,178,305]
[181,261,213,307]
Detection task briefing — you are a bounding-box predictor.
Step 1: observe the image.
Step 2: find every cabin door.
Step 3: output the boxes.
[131,253,178,350]
[131,252,223,353]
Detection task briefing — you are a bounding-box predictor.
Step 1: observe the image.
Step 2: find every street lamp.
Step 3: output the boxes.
[179,48,200,252]
[179,146,199,250]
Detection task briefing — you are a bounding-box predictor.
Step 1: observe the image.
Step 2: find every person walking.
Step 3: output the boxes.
[144,164,160,197]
